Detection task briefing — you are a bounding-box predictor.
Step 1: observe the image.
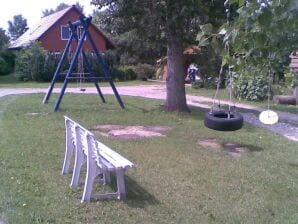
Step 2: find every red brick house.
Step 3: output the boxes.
[9,5,115,53]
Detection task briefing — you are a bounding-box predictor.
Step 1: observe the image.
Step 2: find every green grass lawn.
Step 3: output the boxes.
[0,93,297,223]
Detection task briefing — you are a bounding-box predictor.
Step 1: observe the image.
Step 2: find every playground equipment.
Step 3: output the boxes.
[259,58,279,125]
[43,16,124,111]
[204,0,243,131]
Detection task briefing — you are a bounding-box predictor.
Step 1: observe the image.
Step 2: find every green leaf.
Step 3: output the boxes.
[198,37,210,47]
[199,23,213,36]
[196,32,204,41]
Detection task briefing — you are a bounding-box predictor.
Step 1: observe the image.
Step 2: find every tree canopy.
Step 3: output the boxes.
[8,15,28,41]
[91,0,226,111]
[227,0,298,75]
[42,2,84,17]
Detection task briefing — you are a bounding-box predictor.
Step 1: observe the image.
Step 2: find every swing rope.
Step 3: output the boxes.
[211,0,235,116]
[203,0,243,131]
[267,61,272,111]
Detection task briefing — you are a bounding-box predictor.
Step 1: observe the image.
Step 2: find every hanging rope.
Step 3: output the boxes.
[211,0,233,113]
[204,0,244,131]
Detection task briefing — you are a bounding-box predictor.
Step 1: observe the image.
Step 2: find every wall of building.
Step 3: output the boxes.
[39,9,109,53]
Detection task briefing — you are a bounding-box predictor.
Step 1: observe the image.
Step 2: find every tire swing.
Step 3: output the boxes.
[204,0,243,131]
[203,61,244,131]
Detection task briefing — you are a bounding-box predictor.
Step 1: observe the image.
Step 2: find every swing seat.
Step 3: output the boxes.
[204,110,243,131]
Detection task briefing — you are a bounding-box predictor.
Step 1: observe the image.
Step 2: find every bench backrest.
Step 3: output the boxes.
[64,116,134,171]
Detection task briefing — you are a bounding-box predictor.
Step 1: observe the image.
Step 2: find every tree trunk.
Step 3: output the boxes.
[293,87,298,104]
[165,38,189,112]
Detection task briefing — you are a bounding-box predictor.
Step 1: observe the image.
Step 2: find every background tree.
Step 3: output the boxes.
[0,28,14,75]
[198,0,298,100]
[91,0,225,112]
[42,2,84,17]
[227,0,298,99]
[8,15,28,41]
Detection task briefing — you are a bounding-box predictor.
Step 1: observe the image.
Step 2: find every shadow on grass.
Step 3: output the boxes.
[105,175,160,208]
[125,176,160,208]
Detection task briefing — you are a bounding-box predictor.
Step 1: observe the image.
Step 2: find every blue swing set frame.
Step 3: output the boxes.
[43,16,125,111]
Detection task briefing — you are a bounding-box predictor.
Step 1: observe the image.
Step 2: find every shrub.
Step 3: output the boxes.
[291,74,298,88]
[110,67,126,81]
[191,79,204,89]
[134,63,155,80]
[103,50,119,68]
[15,42,59,82]
[118,65,137,80]
[234,74,269,101]
[0,50,15,75]
[0,57,11,75]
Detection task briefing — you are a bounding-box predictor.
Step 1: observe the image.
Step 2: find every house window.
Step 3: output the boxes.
[61,26,70,40]
[61,26,86,41]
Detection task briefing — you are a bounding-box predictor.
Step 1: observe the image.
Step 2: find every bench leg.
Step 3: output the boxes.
[81,161,98,202]
[116,169,126,200]
[61,139,74,175]
[103,171,111,185]
[70,146,85,187]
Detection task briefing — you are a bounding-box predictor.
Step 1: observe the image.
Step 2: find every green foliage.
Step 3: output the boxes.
[118,65,137,80]
[42,3,84,17]
[191,79,204,89]
[227,0,298,87]
[291,74,298,88]
[0,53,14,75]
[14,43,58,82]
[0,28,14,75]
[134,63,155,80]
[8,14,28,40]
[110,65,137,81]
[234,72,269,101]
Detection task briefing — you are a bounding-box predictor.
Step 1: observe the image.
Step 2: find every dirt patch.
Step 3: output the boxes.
[26,112,48,116]
[198,138,221,150]
[222,143,251,158]
[92,125,172,140]
[198,138,255,157]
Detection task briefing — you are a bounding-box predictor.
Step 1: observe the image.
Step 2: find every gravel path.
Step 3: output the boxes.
[0,84,297,142]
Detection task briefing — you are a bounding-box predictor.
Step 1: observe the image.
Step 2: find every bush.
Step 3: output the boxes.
[103,50,120,68]
[291,74,298,88]
[191,79,204,89]
[0,57,11,75]
[0,50,15,75]
[15,43,59,82]
[234,74,269,101]
[134,63,155,80]
[118,65,137,80]
[109,65,137,81]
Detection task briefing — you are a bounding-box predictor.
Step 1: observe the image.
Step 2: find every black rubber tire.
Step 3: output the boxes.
[204,110,243,131]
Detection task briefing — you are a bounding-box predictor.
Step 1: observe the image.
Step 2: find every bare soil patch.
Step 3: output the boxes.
[91,124,172,140]
[199,138,256,157]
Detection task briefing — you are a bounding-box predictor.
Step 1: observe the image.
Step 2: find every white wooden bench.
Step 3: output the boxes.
[61,116,135,202]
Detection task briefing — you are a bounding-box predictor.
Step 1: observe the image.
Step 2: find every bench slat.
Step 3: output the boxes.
[97,141,134,168]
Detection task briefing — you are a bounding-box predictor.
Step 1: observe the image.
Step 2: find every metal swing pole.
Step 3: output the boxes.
[43,28,74,104]
[54,22,85,111]
[83,16,125,109]
[72,18,106,102]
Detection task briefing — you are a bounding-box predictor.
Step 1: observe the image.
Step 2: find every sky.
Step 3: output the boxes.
[0,0,97,32]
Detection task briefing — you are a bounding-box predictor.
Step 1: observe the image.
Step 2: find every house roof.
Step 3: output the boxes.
[9,5,115,50]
